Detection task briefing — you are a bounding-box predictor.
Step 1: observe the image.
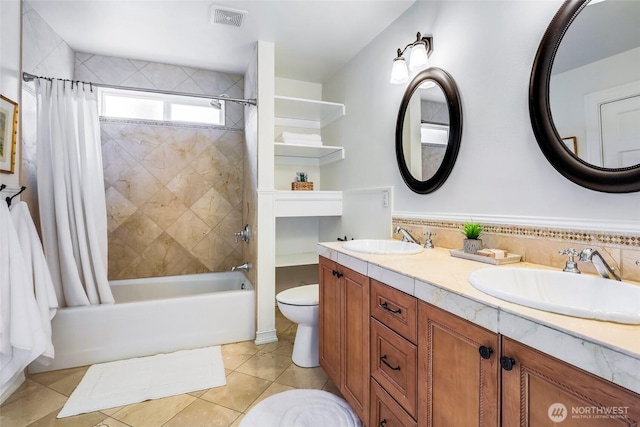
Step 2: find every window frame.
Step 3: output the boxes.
[98,87,225,126]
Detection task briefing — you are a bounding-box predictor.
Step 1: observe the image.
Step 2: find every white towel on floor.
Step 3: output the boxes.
[10,201,58,364]
[0,201,48,393]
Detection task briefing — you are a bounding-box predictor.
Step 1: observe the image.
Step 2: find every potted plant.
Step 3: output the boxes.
[461,222,484,254]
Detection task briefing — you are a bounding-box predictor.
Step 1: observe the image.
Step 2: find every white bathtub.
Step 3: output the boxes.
[29,272,255,373]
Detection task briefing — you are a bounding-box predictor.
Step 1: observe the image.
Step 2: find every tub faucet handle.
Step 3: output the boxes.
[234,224,250,243]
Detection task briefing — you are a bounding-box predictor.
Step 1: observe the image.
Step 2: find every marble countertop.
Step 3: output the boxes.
[318,241,640,394]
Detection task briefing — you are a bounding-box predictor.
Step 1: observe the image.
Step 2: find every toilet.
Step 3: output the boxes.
[276,284,319,368]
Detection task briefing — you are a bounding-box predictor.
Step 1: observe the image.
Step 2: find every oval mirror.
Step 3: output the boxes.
[396,68,462,194]
[530,0,640,193]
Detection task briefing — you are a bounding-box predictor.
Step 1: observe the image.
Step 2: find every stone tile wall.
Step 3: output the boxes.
[103,121,245,279]
[76,53,247,280]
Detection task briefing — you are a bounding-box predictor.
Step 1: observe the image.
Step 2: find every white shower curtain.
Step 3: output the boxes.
[35,79,114,307]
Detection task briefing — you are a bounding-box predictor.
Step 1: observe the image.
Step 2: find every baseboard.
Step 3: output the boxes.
[254,329,278,345]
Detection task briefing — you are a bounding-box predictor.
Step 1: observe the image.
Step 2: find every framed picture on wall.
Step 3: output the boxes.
[0,95,18,173]
[562,136,577,156]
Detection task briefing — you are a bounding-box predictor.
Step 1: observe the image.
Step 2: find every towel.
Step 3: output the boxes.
[277,132,324,146]
[0,201,48,394]
[10,201,57,364]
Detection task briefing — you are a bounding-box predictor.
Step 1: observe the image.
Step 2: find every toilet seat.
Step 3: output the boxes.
[276,284,318,306]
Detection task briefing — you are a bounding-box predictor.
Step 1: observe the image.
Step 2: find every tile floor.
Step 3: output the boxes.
[0,310,340,427]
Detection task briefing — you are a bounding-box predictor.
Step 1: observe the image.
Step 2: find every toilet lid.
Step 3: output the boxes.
[276,284,319,306]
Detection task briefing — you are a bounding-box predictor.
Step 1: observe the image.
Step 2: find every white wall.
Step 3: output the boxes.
[323,1,640,231]
[0,0,21,189]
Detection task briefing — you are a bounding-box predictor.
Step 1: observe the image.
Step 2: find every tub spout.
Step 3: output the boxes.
[232,262,251,272]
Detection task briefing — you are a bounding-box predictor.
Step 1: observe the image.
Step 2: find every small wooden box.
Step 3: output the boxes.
[291,181,314,191]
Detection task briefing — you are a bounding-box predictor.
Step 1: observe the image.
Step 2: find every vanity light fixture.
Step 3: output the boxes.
[390,32,433,84]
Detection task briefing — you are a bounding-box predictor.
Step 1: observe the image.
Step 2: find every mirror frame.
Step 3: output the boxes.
[396,67,463,194]
[529,0,640,193]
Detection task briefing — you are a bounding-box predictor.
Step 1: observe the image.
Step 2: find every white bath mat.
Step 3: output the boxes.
[58,346,226,418]
[240,389,362,427]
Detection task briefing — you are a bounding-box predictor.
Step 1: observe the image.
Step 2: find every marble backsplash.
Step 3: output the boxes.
[103,119,245,280]
[392,217,640,282]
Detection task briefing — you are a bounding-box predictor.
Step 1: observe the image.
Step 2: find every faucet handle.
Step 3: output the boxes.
[234,224,250,243]
[559,248,581,274]
[423,231,436,249]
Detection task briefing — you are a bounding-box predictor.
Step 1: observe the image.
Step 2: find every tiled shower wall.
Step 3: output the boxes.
[76,54,247,280]
[102,122,245,279]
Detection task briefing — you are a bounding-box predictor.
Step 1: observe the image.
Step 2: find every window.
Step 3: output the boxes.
[99,88,225,126]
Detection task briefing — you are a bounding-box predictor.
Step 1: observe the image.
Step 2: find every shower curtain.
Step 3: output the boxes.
[35,79,114,307]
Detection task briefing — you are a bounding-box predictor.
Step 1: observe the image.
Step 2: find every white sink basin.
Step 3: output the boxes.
[342,239,423,255]
[468,268,640,324]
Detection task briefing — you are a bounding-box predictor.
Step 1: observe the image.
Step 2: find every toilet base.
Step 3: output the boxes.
[292,324,319,368]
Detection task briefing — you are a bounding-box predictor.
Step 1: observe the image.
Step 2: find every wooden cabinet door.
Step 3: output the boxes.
[341,266,370,426]
[501,337,640,426]
[318,256,341,386]
[418,301,499,427]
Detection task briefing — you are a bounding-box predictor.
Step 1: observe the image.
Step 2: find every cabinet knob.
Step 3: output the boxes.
[478,345,493,360]
[380,420,387,427]
[332,270,343,278]
[500,356,516,371]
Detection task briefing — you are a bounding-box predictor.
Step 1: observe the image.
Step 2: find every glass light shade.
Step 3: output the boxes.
[390,57,409,84]
[409,41,429,71]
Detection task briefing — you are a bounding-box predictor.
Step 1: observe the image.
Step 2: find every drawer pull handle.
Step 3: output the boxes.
[380,420,387,427]
[380,301,402,314]
[332,270,343,278]
[380,355,401,371]
[478,345,493,360]
[500,356,516,371]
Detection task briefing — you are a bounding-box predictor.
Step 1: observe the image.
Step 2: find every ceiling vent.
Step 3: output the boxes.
[211,5,247,28]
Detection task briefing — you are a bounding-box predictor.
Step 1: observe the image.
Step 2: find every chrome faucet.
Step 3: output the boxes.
[578,248,621,281]
[393,226,419,244]
[559,248,581,274]
[231,262,251,272]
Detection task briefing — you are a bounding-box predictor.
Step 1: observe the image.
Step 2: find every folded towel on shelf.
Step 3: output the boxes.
[277,132,323,146]
[11,201,58,364]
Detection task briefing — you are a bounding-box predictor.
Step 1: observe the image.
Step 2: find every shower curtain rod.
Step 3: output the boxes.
[22,72,257,106]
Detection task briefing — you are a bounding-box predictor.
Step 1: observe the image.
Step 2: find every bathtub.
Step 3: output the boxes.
[29,272,255,373]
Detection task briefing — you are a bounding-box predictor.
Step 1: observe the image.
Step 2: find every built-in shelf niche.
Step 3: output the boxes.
[275,252,319,267]
[274,95,345,129]
[274,143,344,166]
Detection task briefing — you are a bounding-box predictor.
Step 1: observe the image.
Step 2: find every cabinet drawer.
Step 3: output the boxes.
[370,279,417,344]
[371,318,418,418]
[370,378,417,427]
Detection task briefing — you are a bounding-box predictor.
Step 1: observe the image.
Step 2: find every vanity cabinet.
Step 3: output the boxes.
[501,336,640,426]
[319,256,640,427]
[318,256,370,425]
[417,301,500,426]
